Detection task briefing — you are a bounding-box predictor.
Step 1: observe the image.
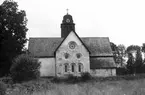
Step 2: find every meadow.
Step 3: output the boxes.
[1,75,145,95]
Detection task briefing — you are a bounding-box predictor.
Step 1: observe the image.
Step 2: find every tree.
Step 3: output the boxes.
[141,43,145,63]
[126,45,141,53]
[142,43,145,53]
[110,42,118,52]
[0,0,28,76]
[133,50,143,74]
[127,53,134,74]
[118,44,126,55]
[110,42,119,64]
[10,54,40,82]
[117,44,126,67]
[126,45,143,74]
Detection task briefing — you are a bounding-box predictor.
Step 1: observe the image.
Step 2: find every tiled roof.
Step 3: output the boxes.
[28,37,113,57]
[90,57,116,69]
[81,37,113,56]
[28,37,63,57]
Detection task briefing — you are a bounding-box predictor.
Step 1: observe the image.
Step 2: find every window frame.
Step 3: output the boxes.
[71,63,76,72]
[68,41,77,49]
[64,63,69,72]
[76,53,82,59]
[78,63,83,72]
[64,52,69,59]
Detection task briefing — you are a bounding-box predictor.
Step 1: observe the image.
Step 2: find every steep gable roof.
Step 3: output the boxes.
[28,37,113,57]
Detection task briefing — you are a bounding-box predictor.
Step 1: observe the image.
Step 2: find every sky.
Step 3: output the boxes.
[1,0,145,48]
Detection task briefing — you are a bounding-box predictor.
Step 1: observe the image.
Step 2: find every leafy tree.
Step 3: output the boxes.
[141,43,145,63]
[118,44,126,55]
[133,50,143,74]
[142,43,145,53]
[126,45,141,53]
[10,54,40,82]
[117,44,126,67]
[126,46,143,74]
[134,50,143,67]
[110,42,119,64]
[127,53,134,74]
[0,0,28,76]
[110,42,118,52]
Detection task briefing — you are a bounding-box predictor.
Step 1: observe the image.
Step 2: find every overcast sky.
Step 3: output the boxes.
[1,0,145,47]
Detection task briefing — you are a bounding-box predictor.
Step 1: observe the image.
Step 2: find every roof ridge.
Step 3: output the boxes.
[29,37,63,39]
[81,37,109,38]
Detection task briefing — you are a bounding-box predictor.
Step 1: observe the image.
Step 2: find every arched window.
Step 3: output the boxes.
[71,63,76,72]
[64,63,69,72]
[78,63,83,72]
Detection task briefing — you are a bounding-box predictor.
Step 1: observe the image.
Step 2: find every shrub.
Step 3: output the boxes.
[10,54,41,82]
[51,77,61,83]
[0,82,6,95]
[81,72,92,81]
[52,74,80,83]
[66,74,79,83]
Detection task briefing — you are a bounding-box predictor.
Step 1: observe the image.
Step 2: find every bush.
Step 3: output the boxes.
[81,72,92,81]
[51,77,62,83]
[66,74,79,83]
[10,54,41,82]
[0,82,6,95]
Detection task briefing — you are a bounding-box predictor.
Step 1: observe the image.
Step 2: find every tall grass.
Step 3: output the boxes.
[4,77,145,95]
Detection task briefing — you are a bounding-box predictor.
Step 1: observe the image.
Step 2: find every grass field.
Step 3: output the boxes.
[1,75,145,95]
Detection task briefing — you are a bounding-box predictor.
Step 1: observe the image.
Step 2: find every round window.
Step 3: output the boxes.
[69,41,77,49]
[76,53,82,58]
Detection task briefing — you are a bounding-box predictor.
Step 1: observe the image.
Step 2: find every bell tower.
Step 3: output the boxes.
[61,9,75,38]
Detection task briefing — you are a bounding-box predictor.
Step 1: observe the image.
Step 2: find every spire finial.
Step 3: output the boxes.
[66,9,69,14]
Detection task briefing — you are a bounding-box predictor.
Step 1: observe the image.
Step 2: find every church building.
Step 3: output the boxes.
[28,12,116,77]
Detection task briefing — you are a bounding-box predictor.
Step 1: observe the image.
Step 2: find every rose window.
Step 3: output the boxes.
[69,41,77,49]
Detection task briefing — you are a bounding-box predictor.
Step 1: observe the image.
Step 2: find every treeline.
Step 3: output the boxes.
[111,43,145,75]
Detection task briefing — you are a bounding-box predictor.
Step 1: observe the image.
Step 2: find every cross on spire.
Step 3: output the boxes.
[66,9,69,14]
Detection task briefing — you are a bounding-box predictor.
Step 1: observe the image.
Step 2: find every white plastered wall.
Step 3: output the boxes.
[39,58,55,77]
